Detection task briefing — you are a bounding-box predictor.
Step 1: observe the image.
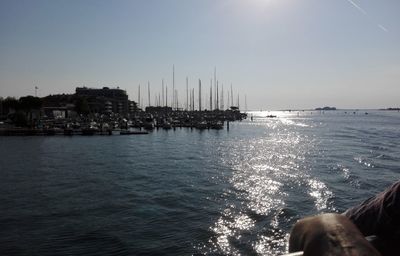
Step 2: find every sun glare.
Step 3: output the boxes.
[251,0,276,7]
[232,0,283,20]
[238,0,286,13]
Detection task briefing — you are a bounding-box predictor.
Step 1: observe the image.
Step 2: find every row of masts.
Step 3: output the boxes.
[136,66,246,111]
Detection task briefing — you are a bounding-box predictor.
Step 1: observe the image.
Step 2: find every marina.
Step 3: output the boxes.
[0,108,246,136]
[0,83,247,136]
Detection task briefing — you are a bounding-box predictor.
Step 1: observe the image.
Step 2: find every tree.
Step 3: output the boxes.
[2,97,19,112]
[19,96,42,111]
[19,96,43,127]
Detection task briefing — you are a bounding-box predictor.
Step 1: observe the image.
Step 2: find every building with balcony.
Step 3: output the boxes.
[75,87,129,115]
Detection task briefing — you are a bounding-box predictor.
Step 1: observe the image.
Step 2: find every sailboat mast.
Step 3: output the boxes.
[186,77,189,111]
[138,84,141,109]
[216,81,219,110]
[210,79,212,111]
[162,79,164,107]
[192,88,195,111]
[227,89,230,109]
[189,87,192,111]
[198,79,202,112]
[148,81,151,107]
[231,84,233,108]
[214,67,217,109]
[221,84,224,110]
[176,90,179,110]
[172,65,175,110]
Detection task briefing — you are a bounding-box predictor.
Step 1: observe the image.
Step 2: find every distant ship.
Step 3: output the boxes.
[315,106,336,111]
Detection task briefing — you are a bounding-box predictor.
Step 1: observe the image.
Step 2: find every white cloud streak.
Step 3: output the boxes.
[346,0,367,15]
[378,24,388,32]
[346,0,389,33]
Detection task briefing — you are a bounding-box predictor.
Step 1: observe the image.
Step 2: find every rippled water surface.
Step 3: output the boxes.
[1,110,400,255]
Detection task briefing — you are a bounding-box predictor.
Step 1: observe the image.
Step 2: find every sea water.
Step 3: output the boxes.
[0,110,399,255]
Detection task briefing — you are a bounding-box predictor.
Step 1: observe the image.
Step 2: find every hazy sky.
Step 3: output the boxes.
[1,0,399,110]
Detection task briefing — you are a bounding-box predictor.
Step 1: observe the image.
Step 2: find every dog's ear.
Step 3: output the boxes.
[288,213,381,256]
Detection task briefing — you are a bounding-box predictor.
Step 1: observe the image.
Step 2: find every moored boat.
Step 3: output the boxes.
[120,130,148,135]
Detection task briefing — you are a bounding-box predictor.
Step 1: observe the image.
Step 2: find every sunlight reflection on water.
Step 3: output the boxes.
[208,114,335,255]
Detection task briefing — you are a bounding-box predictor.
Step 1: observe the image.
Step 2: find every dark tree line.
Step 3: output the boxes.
[1,96,42,113]
[0,96,43,126]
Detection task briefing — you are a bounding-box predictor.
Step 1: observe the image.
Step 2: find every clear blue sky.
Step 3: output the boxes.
[1,0,399,109]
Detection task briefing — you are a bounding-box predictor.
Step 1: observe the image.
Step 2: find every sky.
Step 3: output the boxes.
[0,0,399,110]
